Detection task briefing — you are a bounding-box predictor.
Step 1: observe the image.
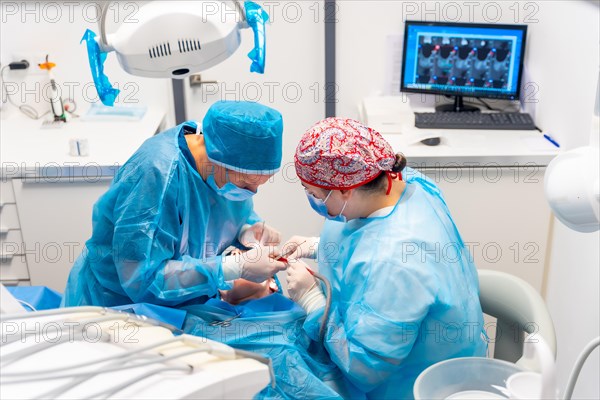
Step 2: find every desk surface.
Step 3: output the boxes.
[362,96,559,167]
[1,106,166,178]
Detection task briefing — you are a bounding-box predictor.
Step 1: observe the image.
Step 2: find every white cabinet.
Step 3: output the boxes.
[11,177,112,291]
[1,176,113,290]
[0,204,21,230]
[1,254,30,282]
[0,179,30,286]
[1,180,16,204]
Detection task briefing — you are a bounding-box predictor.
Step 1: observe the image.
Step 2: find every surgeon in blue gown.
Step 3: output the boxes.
[284,118,488,399]
[62,100,287,308]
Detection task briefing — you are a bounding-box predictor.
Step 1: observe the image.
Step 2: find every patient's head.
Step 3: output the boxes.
[219,278,279,305]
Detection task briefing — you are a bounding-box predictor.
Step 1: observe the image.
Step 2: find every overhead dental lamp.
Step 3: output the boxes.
[81,1,268,106]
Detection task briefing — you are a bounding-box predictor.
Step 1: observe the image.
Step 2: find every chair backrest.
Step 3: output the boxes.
[478,269,557,371]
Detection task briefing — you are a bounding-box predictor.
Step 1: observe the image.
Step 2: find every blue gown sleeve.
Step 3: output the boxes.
[246,209,262,226]
[109,161,232,306]
[305,250,437,393]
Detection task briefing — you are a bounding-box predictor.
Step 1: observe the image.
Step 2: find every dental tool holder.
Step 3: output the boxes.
[1,307,272,399]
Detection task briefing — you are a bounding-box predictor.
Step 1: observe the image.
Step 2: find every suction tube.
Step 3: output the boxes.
[311,271,332,343]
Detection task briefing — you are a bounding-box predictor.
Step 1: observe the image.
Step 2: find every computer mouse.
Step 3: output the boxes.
[420,137,441,146]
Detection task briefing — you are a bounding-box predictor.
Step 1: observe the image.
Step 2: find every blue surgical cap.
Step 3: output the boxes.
[203,101,283,174]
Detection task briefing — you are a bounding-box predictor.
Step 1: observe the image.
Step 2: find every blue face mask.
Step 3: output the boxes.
[207,170,256,201]
[305,190,347,222]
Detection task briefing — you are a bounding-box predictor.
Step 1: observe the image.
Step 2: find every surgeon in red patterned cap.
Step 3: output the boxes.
[282,117,487,399]
[294,117,405,222]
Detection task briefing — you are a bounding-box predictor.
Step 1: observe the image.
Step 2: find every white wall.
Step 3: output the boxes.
[525,2,600,149]
[336,0,406,118]
[0,1,174,123]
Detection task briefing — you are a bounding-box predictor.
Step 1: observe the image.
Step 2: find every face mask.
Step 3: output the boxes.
[207,170,255,201]
[305,190,347,222]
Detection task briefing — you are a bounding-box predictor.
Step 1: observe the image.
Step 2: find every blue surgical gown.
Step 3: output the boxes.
[182,293,359,400]
[62,122,260,307]
[304,167,487,399]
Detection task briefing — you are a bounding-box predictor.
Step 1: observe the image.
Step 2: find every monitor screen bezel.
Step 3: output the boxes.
[400,20,528,101]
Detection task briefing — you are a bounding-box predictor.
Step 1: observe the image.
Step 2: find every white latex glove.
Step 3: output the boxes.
[281,236,320,260]
[239,222,282,247]
[222,244,287,283]
[286,260,325,314]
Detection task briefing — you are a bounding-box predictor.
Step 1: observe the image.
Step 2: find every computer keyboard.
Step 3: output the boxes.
[414,111,537,130]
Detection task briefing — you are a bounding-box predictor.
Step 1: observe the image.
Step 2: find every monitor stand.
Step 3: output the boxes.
[435,96,480,113]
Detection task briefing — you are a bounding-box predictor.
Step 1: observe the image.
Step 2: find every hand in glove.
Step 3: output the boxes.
[286,260,325,314]
[223,244,287,283]
[281,236,320,260]
[239,222,282,247]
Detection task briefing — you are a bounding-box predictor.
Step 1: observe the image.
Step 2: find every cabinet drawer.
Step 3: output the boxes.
[1,180,16,205]
[0,254,30,280]
[0,204,21,231]
[0,280,30,287]
[1,230,25,256]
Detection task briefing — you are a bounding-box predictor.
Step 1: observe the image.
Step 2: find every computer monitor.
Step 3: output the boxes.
[401,20,527,112]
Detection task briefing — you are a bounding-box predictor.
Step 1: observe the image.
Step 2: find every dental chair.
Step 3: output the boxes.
[478,269,557,371]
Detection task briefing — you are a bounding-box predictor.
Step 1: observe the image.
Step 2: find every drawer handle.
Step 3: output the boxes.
[0,253,15,262]
[22,176,115,184]
[0,280,21,287]
[0,227,9,235]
